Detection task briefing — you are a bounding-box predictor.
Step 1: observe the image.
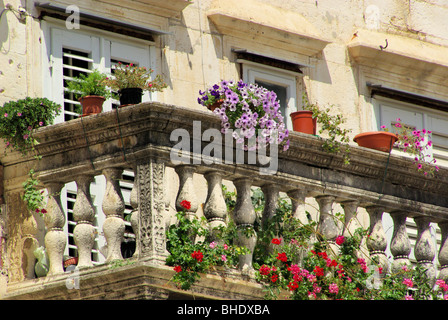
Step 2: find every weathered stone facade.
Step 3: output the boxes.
[1,0,448,299]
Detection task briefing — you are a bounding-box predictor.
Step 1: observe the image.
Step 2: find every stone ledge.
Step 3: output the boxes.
[3,260,264,300]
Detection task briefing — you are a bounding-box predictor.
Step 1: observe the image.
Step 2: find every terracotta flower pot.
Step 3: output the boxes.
[119,88,143,106]
[290,110,317,135]
[79,95,105,116]
[353,131,398,153]
[207,99,223,112]
[64,257,78,268]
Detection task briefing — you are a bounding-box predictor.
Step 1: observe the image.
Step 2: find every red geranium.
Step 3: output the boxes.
[259,265,271,276]
[180,200,191,210]
[191,250,203,262]
[271,238,281,245]
[335,235,345,245]
[174,265,182,273]
[313,266,324,277]
[276,252,288,263]
[288,281,299,291]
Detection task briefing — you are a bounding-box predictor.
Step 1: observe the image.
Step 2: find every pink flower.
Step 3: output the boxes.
[403,278,413,288]
[405,294,414,300]
[17,112,22,116]
[23,134,29,140]
[308,292,317,300]
[209,241,217,249]
[3,113,7,117]
[329,283,339,294]
[335,235,345,245]
[221,254,227,262]
[287,264,300,275]
[259,265,271,276]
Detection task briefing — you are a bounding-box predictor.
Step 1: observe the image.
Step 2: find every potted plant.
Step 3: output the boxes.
[355,118,439,176]
[0,97,62,155]
[197,80,290,152]
[353,131,398,153]
[290,109,316,135]
[102,62,167,106]
[293,97,352,164]
[66,70,112,116]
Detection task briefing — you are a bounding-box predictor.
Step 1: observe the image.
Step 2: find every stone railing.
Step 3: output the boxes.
[3,102,448,298]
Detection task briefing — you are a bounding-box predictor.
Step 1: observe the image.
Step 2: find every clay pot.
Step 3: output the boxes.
[353,131,398,152]
[79,95,105,116]
[64,256,78,268]
[290,110,317,135]
[207,99,223,112]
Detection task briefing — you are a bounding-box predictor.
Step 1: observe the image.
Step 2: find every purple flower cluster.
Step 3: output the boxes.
[198,80,289,151]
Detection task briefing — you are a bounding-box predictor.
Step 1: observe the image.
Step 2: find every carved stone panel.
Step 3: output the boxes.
[137,159,168,264]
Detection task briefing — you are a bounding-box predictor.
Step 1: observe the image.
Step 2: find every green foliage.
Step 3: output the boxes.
[21,169,45,216]
[102,63,167,92]
[303,96,352,164]
[165,201,249,290]
[66,69,113,100]
[0,97,61,155]
[166,186,448,300]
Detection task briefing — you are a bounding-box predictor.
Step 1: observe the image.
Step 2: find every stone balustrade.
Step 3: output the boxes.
[3,102,448,299]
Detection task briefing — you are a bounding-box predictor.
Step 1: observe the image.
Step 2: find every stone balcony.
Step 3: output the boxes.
[2,102,448,300]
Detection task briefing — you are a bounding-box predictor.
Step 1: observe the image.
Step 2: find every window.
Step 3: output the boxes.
[375,97,448,169]
[241,65,300,130]
[42,23,156,263]
[42,23,155,123]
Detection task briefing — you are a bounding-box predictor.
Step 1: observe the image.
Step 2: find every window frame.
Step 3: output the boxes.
[40,20,153,263]
[241,62,301,130]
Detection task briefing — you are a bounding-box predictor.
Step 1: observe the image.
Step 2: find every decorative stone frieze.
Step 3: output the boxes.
[136,159,169,264]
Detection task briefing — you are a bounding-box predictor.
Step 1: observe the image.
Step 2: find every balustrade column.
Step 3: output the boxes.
[261,184,279,230]
[389,211,411,273]
[203,171,227,242]
[287,189,309,225]
[414,216,436,286]
[316,196,338,256]
[341,200,360,237]
[365,206,389,277]
[341,200,366,260]
[437,221,448,281]
[233,178,257,273]
[175,165,199,219]
[73,175,95,268]
[288,188,310,265]
[102,168,125,262]
[44,182,66,275]
[136,159,168,264]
